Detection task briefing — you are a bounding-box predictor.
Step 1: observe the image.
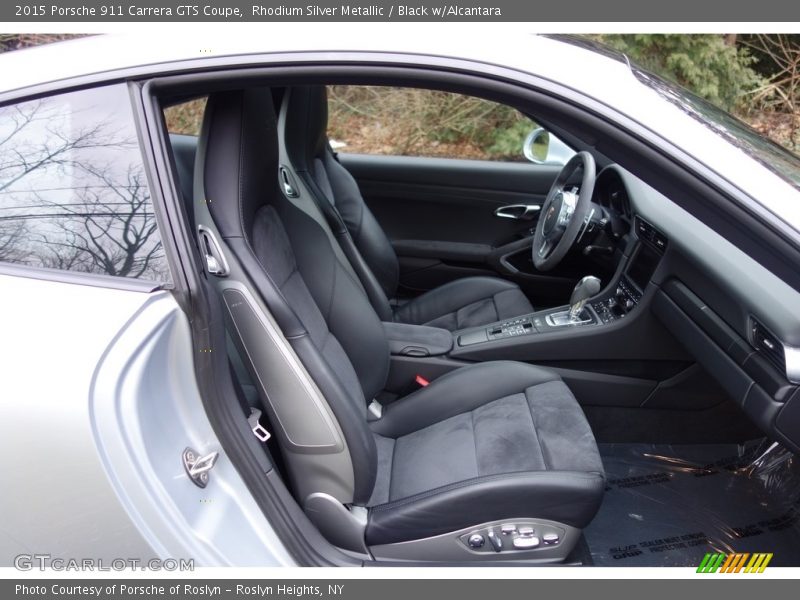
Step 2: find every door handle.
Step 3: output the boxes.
[494,204,541,220]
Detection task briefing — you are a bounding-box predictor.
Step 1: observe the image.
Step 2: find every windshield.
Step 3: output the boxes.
[547,34,800,191]
[632,68,800,191]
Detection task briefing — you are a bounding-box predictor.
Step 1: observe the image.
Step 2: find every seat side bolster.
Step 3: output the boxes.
[366,471,605,546]
[226,237,307,338]
[371,361,561,438]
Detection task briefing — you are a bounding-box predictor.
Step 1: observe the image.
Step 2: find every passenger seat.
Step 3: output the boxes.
[193,87,604,561]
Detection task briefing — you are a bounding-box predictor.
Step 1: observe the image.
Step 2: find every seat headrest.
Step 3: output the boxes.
[197,87,280,242]
[283,85,329,171]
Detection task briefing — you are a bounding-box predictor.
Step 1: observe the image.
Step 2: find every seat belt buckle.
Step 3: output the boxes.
[415,374,430,387]
[248,408,271,442]
[368,400,383,420]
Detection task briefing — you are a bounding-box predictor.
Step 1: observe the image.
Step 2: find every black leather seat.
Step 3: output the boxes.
[281,85,534,331]
[195,87,604,556]
[367,360,607,546]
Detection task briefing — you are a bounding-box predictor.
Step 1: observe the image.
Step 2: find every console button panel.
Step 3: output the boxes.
[592,276,641,324]
[487,316,537,340]
[592,216,667,325]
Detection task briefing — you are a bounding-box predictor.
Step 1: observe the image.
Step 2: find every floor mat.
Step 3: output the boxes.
[584,440,800,566]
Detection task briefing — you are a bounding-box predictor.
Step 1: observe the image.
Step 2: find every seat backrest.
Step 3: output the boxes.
[194,87,391,505]
[282,86,400,305]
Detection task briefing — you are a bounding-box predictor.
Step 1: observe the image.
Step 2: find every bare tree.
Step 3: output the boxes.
[743,34,800,113]
[0,94,168,280]
[0,100,130,192]
[0,220,30,263]
[39,165,166,279]
[739,35,800,150]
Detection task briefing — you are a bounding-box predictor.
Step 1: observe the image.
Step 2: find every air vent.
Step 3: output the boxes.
[750,318,786,373]
[634,217,667,252]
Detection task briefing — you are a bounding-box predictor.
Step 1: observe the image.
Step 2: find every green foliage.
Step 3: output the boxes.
[488,120,534,159]
[328,86,536,160]
[164,98,207,136]
[595,34,763,113]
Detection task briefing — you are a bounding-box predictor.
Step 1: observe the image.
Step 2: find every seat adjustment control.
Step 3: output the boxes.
[487,530,503,552]
[518,526,535,537]
[513,535,541,549]
[460,521,565,554]
[543,532,560,545]
[501,524,517,535]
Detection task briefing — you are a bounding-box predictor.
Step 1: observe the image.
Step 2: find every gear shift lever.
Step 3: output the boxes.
[568,276,601,321]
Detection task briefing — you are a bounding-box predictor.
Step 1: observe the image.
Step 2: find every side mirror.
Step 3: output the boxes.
[522,128,576,166]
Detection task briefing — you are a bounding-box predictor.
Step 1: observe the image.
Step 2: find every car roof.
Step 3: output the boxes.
[2,27,799,235]
[0,27,624,93]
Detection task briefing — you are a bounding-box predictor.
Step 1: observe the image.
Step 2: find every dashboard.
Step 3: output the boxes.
[502,162,799,454]
[592,168,633,243]
[464,162,800,454]
[593,168,633,221]
[568,166,637,273]
[606,165,800,454]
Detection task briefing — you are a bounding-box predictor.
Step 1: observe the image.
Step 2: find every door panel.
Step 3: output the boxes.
[341,154,557,245]
[339,153,580,305]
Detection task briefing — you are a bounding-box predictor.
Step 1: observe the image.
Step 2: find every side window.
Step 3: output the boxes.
[326,85,537,162]
[0,85,170,282]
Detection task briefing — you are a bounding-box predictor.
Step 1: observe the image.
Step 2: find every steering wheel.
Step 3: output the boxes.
[532,151,596,271]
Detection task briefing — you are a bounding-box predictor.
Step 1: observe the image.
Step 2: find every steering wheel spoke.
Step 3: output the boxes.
[531,152,596,271]
[538,237,553,259]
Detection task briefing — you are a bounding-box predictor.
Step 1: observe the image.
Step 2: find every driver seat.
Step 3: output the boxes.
[281,85,534,331]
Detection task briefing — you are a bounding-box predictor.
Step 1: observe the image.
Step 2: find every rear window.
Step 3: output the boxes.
[0,84,171,282]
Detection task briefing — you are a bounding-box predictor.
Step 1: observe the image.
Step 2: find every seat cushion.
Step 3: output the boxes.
[366,361,604,546]
[393,276,534,331]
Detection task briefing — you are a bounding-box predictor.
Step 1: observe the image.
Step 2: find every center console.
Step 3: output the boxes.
[457,307,598,347]
[591,220,665,324]
[457,217,667,348]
